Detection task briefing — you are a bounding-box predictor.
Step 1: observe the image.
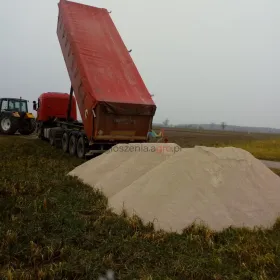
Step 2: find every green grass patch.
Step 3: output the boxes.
[1,137,280,279]
[215,139,280,161]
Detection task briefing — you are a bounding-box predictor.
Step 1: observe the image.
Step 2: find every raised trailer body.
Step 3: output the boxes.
[34,0,156,158]
[57,0,156,143]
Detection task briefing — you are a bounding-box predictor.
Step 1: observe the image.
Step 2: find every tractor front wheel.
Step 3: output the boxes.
[18,119,36,135]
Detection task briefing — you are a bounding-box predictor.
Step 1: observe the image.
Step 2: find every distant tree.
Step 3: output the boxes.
[163,118,170,127]
[221,122,227,130]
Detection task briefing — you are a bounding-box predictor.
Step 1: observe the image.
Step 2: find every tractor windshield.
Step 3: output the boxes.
[8,100,28,112]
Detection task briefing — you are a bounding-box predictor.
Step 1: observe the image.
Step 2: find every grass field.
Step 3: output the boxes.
[1,132,280,279]
[222,140,280,162]
[158,127,280,161]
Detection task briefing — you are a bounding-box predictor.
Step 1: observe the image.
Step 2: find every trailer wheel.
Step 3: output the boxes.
[36,123,45,140]
[77,136,86,159]
[62,132,69,153]
[49,129,55,146]
[69,135,77,156]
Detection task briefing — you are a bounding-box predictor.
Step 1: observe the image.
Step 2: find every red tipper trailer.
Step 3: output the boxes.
[56,0,156,143]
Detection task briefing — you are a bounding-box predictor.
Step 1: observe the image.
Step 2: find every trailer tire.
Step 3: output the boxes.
[36,123,45,140]
[49,129,55,146]
[69,135,77,156]
[62,132,69,153]
[77,136,86,159]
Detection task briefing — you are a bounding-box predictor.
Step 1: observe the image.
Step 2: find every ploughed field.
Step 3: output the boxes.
[156,127,280,146]
[154,127,280,161]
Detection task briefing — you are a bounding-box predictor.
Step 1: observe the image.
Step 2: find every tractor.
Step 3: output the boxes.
[0,97,36,135]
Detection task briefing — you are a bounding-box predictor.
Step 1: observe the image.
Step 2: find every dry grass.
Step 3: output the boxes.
[226,139,280,161]
[159,127,280,148]
[1,137,280,279]
[271,168,280,176]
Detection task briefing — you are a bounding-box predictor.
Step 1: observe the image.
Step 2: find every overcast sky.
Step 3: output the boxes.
[0,0,279,127]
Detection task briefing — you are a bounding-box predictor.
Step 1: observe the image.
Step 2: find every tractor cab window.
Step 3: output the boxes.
[8,101,15,110]
[8,100,28,112]
[21,102,28,112]
[0,100,8,111]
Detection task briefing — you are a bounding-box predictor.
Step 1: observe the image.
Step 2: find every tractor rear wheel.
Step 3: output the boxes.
[0,116,18,135]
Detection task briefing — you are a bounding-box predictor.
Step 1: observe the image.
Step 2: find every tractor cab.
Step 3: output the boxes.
[0,98,28,113]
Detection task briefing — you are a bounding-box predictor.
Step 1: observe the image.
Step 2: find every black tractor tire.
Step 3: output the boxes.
[62,132,69,153]
[69,135,77,156]
[77,136,87,159]
[0,115,19,135]
[18,119,36,135]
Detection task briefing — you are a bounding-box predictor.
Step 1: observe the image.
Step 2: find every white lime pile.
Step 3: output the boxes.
[69,144,280,232]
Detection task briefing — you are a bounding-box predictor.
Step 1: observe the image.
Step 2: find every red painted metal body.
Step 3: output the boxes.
[56,0,156,142]
[36,92,77,122]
